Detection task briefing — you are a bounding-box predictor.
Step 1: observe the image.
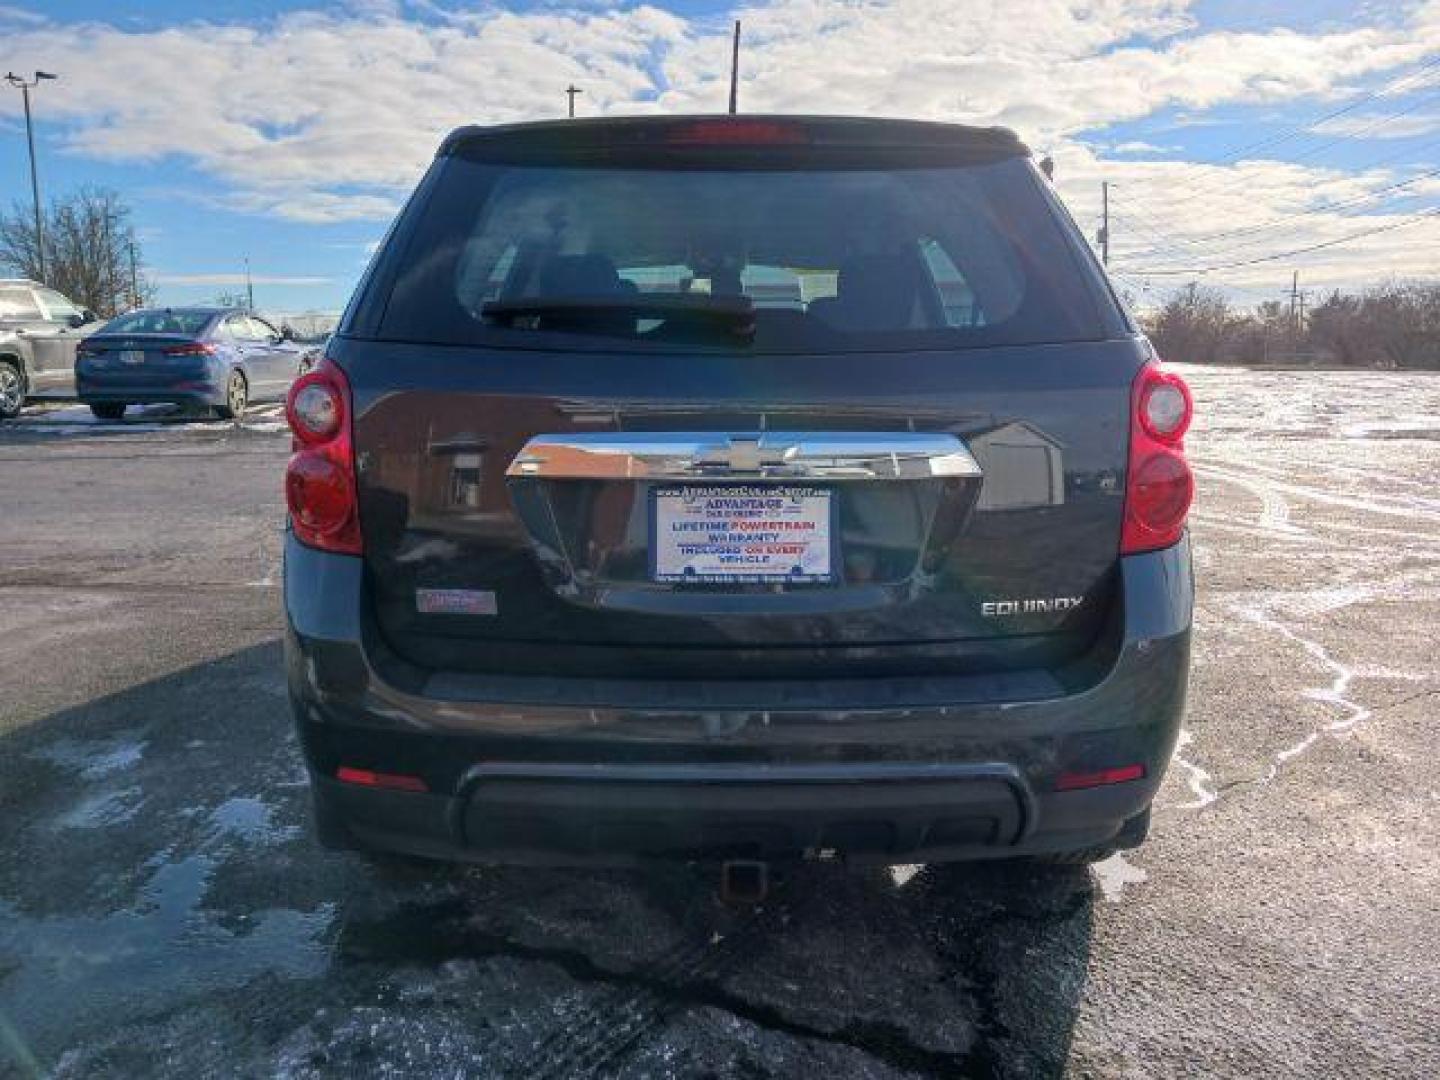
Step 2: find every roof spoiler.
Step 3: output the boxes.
[438,115,1029,168]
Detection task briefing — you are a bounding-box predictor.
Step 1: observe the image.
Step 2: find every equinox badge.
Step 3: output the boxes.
[982,596,1084,616]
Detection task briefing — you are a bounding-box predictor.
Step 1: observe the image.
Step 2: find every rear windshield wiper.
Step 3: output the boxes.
[481,294,756,339]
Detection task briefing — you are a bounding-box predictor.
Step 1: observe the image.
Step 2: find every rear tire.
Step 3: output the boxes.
[0,360,24,420]
[216,369,248,420]
[89,403,127,421]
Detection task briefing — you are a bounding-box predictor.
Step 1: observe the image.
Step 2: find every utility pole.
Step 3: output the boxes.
[565,84,582,119]
[728,21,741,114]
[5,70,58,283]
[128,241,140,311]
[1099,181,1110,266]
[244,257,254,311]
[1288,270,1300,334]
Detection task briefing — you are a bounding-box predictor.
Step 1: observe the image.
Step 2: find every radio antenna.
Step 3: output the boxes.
[728,20,740,114]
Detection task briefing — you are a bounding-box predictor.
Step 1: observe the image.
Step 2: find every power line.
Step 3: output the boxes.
[1259,86,1440,168]
[1180,54,1440,170]
[1124,82,1440,217]
[1110,58,1440,222]
[1114,160,1440,261]
[1115,205,1440,275]
[1109,210,1198,260]
[1107,193,1213,255]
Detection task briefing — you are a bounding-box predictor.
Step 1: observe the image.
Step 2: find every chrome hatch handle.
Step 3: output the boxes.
[507,432,982,482]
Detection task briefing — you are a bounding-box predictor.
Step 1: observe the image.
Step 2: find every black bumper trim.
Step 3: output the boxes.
[452,760,1038,851]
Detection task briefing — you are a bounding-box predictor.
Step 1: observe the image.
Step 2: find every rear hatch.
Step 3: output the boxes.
[339,116,1141,680]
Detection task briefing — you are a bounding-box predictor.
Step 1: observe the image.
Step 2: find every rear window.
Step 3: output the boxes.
[377,157,1105,353]
[0,287,42,321]
[102,310,214,336]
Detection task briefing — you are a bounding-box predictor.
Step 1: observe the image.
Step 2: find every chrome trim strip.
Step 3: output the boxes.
[507,432,982,481]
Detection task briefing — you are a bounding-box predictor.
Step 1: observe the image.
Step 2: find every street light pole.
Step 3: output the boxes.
[5,71,58,283]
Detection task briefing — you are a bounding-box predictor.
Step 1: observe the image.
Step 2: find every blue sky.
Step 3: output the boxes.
[2,1,1437,313]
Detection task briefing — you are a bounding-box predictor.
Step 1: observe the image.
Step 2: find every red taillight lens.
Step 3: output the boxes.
[1121,363,1194,554]
[285,453,353,533]
[336,766,427,793]
[1055,763,1146,792]
[1129,452,1193,532]
[284,359,361,555]
[666,119,808,145]
[163,342,216,356]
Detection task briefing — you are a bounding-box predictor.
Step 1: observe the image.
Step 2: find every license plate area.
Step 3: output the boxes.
[650,485,836,585]
[118,350,145,364]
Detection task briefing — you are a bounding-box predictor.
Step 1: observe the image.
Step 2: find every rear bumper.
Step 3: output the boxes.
[76,372,226,406]
[286,534,1192,865]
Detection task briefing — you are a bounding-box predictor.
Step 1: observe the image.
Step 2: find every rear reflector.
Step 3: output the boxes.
[336,766,428,793]
[1055,764,1146,792]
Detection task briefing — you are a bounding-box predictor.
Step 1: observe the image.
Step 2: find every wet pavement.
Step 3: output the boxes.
[1,366,1438,1078]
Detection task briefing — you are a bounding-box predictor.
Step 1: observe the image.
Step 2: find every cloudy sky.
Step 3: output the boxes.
[2,0,1437,314]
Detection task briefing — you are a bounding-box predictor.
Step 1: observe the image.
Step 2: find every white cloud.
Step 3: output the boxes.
[0,5,47,25]
[1309,110,1440,139]
[0,0,1437,293]
[1112,140,1175,153]
[1056,142,1440,293]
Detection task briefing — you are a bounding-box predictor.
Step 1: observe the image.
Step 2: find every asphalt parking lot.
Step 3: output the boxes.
[1,365,1437,1079]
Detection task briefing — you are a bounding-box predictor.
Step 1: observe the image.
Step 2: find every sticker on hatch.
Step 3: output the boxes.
[651,485,835,584]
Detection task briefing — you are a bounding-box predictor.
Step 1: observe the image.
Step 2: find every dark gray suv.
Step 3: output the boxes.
[283,116,1194,874]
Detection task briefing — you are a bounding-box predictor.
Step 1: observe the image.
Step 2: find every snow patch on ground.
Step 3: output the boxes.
[1170,729,1219,809]
[1091,853,1148,903]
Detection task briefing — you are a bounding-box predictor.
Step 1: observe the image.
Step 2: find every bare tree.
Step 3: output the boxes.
[1141,280,1440,369]
[1145,283,1237,364]
[1309,282,1440,370]
[0,187,155,317]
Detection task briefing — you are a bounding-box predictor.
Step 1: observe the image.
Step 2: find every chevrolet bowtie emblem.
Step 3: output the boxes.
[692,436,796,473]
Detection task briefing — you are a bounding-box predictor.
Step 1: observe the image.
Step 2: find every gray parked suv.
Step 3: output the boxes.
[0,279,101,419]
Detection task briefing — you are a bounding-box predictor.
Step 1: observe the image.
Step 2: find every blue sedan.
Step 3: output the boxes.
[75,307,306,421]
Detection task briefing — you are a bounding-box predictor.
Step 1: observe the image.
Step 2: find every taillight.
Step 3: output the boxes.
[284,359,362,555]
[1121,363,1193,554]
[163,342,216,356]
[666,119,808,145]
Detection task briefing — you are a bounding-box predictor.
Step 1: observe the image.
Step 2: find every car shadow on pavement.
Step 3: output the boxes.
[0,642,1096,1079]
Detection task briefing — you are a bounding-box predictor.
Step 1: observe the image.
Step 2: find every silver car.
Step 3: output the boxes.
[0,279,103,419]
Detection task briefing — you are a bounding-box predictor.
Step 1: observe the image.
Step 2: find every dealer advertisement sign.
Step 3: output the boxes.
[650,486,836,584]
